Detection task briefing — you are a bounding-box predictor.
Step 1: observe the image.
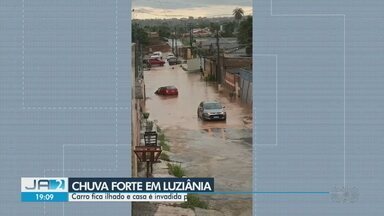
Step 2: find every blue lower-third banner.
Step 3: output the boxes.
[21,177,214,202]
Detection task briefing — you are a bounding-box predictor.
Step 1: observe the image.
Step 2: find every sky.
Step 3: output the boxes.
[132,0,252,19]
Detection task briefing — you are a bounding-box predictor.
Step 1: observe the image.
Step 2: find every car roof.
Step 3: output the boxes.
[160,86,177,89]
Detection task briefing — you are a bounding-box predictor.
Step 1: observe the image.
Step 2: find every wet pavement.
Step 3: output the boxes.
[144,58,251,130]
[143,55,253,215]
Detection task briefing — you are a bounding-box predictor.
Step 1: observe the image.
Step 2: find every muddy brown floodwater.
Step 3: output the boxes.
[143,58,253,216]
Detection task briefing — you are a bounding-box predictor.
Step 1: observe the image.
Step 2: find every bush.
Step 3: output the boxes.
[142,112,150,119]
[158,133,165,142]
[167,163,185,178]
[160,152,170,161]
[180,194,208,210]
[160,141,170,151]
[158,132,170,151]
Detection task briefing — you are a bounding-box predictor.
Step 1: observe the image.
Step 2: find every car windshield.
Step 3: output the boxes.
[203,103,222,109]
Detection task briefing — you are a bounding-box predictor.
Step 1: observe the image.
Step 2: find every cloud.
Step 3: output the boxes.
[132,0,251,10]
[132,5,253,19]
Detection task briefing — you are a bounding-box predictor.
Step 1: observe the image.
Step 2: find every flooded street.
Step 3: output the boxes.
[143,58,253,215]
[144,63,250,130]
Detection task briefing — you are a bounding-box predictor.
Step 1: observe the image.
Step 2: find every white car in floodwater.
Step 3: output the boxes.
[197,101,227,121]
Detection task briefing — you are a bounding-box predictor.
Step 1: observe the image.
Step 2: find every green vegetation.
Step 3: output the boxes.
[159,152,170,161]
[132,23,149,46]
[143,23,172,38]
[180,194,208,210]
[142,112,150,119]
[158,25,171,38]
[158,132,165,142]
[167,163,185,178]
[209,22,220,32]
[237,16,252,55]
[158,132,170,151]
[152,126,170,160]
[222,21,236,37]
[156,125,161,133]
[233,8,245,21]
[161,142,170,151]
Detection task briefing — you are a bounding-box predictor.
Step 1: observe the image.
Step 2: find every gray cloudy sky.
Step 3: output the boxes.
[132,0,252,19]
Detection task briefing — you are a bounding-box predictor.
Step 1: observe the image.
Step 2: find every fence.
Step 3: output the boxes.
[232,68,252,106]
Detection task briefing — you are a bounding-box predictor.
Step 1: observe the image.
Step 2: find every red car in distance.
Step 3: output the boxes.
[148,58,165,66]
[155,86,178,96]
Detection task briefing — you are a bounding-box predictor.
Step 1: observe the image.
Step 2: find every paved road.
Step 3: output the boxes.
[143,56,253,215]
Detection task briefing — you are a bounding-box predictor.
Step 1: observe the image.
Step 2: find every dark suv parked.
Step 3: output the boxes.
[168,57,181,65]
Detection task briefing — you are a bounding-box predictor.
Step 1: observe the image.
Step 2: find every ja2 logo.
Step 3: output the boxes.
[25,179,65,191]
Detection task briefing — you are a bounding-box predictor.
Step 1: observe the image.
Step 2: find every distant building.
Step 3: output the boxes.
[202,50,252,106]
[188,28,212,37]
[147,32,159,38]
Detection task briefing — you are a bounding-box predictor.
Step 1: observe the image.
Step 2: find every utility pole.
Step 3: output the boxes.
[139,43,143,79]
[216,30,220,83]
[171,35,174,54]
[135,39,139,79]
[175,28,178,57]
[189,24,193,47]
[188,23,193,58]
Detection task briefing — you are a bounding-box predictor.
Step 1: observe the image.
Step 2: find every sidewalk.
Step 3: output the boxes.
[136,121,227,215]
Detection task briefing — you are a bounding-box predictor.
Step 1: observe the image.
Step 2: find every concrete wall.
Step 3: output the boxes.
[131,44,138,177]
[131,45,146,177]
[203,58,216,78]
[177,47,193,60]
[224,72,237,91]
[223,67,252,106]
[223,70,252,106]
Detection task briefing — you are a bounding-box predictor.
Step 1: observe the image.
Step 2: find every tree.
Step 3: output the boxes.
[132,23,149,46]
[197,20,210,29]
[237,16,252,55]
[209,22,220,32]
[233,8,244,22]
[222,21,236,37]
[158,25,171,38]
